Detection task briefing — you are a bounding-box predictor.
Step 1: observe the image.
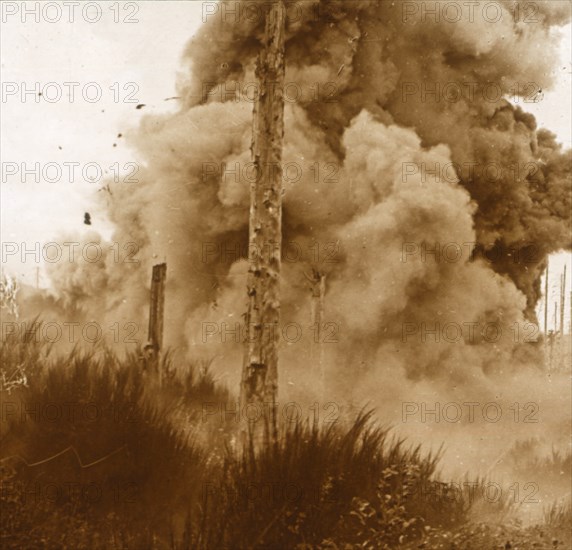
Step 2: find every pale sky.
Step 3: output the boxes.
[1,1,206,287]
[1,1,570,326]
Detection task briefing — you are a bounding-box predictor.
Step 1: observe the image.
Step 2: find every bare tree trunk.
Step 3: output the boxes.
[240,0,286,446]
[308,269,326,401]
[560,265,566,335]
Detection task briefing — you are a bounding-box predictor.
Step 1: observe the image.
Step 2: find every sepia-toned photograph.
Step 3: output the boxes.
[1,1,571,548]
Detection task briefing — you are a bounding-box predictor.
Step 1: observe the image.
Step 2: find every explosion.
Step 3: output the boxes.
[25,0,571,473]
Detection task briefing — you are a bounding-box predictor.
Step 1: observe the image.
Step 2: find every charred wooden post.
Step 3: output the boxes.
[240,0,286,446]
[146,263,167,368]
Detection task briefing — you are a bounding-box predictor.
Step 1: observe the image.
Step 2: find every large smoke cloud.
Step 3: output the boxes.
[19,1,571,476]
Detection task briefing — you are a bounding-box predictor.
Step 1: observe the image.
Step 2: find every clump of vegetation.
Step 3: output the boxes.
[1,337,569,549]
[1,337,225,547]
[544,499,571,530]
[198,413,457,549]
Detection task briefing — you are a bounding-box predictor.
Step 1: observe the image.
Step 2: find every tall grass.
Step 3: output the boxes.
[2,337,565,549]
[196,413,453,549]
[1,337,227,547]
[543,499,571,528]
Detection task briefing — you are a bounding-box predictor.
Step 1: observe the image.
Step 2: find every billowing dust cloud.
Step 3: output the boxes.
[22,1,572,480]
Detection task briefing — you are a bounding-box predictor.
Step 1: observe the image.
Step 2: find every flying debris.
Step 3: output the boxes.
[164,96,180,101]
[530,88,544,102]
[97,184,112,196]
[136,104,146,110]
[83,212,91,225]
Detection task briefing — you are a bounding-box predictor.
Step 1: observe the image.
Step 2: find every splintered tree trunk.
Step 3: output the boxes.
[309,269,326,401]
[147,263,167,368]
[544,259,549,335]
[560,265,566,336]
[240,0,286,445]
